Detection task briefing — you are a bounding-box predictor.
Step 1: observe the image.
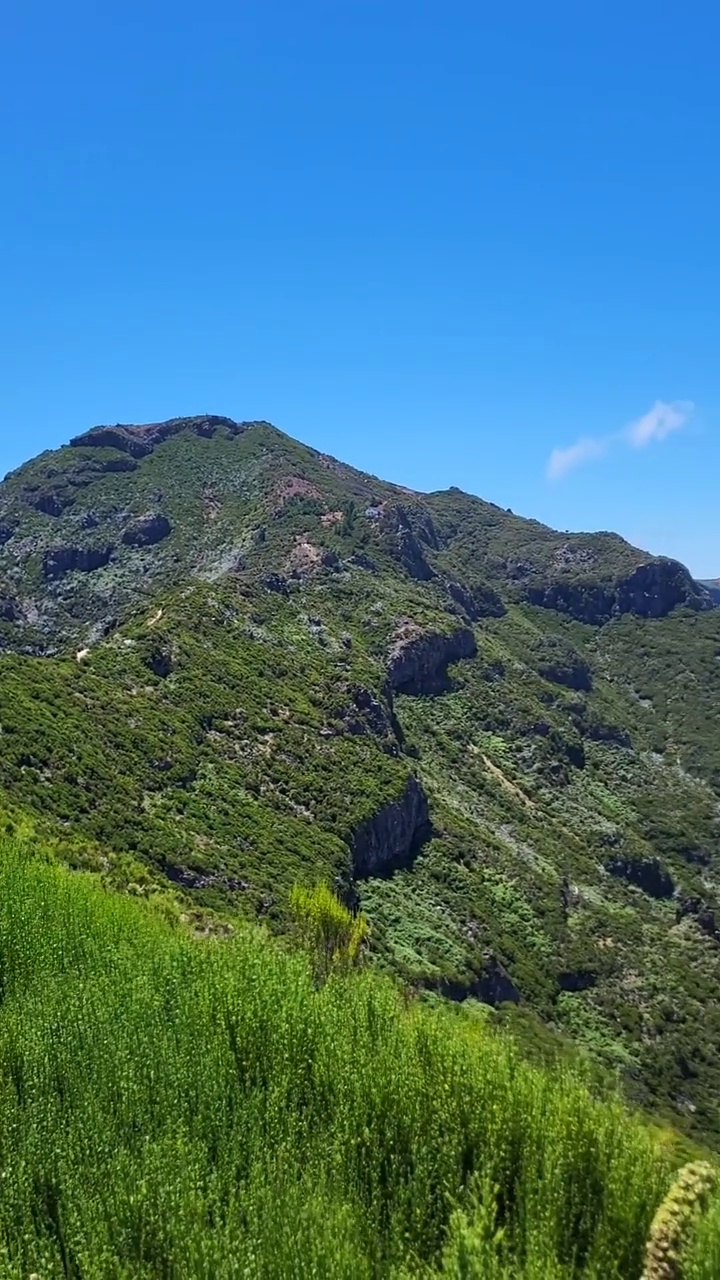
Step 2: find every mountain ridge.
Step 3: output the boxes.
[2,415,720,1142]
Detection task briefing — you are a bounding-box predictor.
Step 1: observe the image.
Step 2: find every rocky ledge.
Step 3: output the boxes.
[386,622,477,695]
[121,512,172,548]
[350,775,430,878]
[70,416,259,458]
[606,854,675,899]
[524,558,712,625]
[425,953,520,1006]
[43,545,114,580]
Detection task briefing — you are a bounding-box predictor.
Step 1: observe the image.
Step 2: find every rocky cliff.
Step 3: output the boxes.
[350,776,430,878]
[386,623,478,695]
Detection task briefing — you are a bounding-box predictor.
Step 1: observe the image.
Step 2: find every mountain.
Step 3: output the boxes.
[2,415,720,1140]
[700,579,720,605]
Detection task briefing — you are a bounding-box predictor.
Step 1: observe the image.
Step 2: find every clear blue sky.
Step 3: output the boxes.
[2,1,718,575]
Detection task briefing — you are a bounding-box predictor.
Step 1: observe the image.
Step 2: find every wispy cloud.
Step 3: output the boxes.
[546,399,694,482]
[625,399,694,448]
[546,436,608,480]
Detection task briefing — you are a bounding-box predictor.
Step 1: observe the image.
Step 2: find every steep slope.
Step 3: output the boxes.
[700,579,720,605]
[1,417,719,1139]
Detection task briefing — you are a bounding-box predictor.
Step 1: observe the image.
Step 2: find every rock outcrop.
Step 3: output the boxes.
[28,489,75,517]
[699,578,720,605]
[558,969,597,992]
[387,622,477,695]
[70,416,253,458]
[380,505,437,581]
[427,953,521,1006]
[676,895,720,944]
[606,854,675,899]
[121,512,172,548]
[43,545,114,580]
[524,558,711,625]
[350,775,430,878]
[0,595,19,623]
[342,685,394,741]
[443,578,506,621]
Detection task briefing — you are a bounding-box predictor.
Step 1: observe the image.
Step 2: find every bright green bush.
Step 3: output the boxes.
[289,881,369,981]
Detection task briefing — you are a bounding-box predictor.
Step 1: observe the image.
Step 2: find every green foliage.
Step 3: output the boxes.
[1,417,720,1145]
[0,842,687,1277]
[290,882,369,980]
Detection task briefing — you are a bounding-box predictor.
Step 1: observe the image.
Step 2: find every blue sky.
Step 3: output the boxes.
[2,1,718,576]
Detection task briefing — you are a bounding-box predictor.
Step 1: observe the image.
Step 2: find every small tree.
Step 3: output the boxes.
[340,501,357,538]
[289,883,369,983]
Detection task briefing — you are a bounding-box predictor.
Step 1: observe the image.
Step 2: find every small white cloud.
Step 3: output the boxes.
[546,436,607,481]
[546,398,694,481]
[626,399,694,448]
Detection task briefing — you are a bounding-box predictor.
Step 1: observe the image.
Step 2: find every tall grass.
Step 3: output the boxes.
[0,841,694,1277]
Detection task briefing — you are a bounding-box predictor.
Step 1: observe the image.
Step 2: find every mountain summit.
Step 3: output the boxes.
[1,416,720,1138]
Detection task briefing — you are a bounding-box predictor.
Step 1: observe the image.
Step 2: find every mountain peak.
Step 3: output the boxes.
[69,415,266,458]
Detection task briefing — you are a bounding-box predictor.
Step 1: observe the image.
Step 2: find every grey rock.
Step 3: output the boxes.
[524,558,711,625]
[444,578,506,621]
[262,573,290,596]
[121,512,172,548]
[428,953,520,1006]
[558,969,597,992]
[606,854,675,899]
[43,545,114,580]
[350,774,430,878]
[387,623,477,695]
[70,416,253,458]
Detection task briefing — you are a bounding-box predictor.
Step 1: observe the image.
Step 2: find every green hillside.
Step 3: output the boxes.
[1,416,720,1144]
[2,840,718,1279]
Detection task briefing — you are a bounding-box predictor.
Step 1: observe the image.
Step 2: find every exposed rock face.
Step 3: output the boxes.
[70,416,252,458]
[429,953,520,1006]
[121,512,172,548]
[387,622,477,695]
[524,558,711,625]
[558,969,597,993]
[583,719,631,748]
[535,636,592,691]
[0,595,19,623]
[381,505,437,581]
[349,551,378,572]
[43,545,114,580]
[262,573,290,596]
[28,489,74,517]
[699,578,720,605]
[606,854,675,899]
[164,864,250,893]
[444,578,506,621]
[342,685,394,741]
[676,896,720,944]
[145,643,173,678]
[350,775,430,878]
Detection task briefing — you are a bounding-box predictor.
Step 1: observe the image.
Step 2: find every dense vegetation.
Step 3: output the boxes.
[0,416,719,1148]
[1,840,714,1279]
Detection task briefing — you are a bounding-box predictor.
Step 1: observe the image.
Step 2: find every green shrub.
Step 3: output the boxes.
[289,881,369,981]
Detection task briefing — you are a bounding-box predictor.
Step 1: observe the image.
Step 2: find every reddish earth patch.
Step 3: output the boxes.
[287,537,323,576]
[321,510,343,527]
[272,475,324,510]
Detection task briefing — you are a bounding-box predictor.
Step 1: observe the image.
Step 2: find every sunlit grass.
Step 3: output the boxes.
[0,840,709,1277]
